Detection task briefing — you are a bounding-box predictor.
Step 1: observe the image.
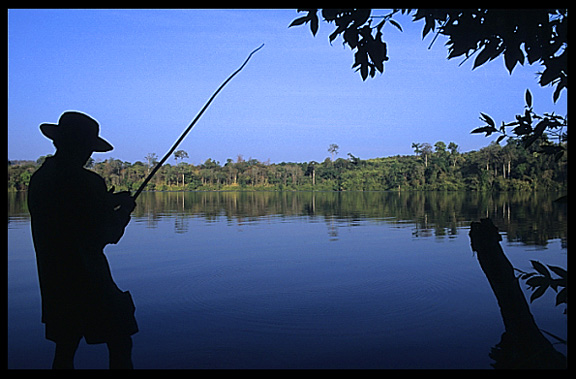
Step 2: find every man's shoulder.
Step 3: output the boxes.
[29,159,55,188]
[29,158,107,192]
[81,167,106,183]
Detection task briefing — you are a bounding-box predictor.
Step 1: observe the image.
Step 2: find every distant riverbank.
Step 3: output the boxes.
[8,139,567,193]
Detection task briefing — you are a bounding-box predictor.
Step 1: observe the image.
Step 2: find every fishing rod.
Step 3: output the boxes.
[132,43,265,200]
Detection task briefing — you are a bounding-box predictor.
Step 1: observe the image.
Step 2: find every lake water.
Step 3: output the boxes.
[8,191,567,369]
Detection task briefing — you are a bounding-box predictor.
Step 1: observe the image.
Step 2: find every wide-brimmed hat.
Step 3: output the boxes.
[40,111,113,152]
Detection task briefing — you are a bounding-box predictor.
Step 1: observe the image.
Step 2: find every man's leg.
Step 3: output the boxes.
[52,335,82,369]
[107,336,133,369]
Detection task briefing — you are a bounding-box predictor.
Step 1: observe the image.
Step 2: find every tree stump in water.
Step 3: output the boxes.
[469,218,566,369]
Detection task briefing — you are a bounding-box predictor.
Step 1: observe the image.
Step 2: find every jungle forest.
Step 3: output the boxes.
[8,136,567,193]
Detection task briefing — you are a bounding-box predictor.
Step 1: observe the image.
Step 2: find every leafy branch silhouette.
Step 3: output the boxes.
[289,9,567,154]
[516,260,567,313]
[471,89,567,161]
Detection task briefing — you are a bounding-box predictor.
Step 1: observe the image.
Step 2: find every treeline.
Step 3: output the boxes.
[8,138,567,193]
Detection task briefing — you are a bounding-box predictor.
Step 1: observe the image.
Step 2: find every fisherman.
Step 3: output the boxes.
[28,111,138,369]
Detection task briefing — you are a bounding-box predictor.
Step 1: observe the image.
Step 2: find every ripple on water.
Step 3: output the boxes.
[165,257,479,340]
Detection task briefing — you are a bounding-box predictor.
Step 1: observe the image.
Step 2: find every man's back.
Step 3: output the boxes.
[28,155,136,343]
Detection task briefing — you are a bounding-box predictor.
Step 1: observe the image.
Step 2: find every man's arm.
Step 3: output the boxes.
[106,190,136,245]
[81,173,136,249]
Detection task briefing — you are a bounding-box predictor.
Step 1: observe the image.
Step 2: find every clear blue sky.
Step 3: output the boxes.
[8,9,567,164]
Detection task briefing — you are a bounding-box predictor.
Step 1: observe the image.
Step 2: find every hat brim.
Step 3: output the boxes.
[91,137,114,152]
[40,123,113,152]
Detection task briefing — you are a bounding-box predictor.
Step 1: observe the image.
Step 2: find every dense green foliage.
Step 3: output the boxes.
[8,138,566,193]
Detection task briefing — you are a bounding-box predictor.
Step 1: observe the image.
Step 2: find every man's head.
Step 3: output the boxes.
[40,111,113,164]
[40,111,113,152]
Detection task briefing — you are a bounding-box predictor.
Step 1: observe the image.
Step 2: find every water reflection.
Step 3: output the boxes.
[8,190,567,368]
[8,191,566,247]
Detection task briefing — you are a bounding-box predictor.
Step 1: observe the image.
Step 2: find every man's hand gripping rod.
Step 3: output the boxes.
[132,44,265,200]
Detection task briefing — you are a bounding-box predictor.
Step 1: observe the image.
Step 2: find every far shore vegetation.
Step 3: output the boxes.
[8,138,567,193]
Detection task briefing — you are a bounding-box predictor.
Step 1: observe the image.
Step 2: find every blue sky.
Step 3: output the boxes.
[8,9,567,164]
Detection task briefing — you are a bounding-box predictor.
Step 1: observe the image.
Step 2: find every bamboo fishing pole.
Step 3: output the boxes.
[132,43,265,200]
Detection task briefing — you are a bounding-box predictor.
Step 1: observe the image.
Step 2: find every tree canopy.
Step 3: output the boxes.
[290,9,566,97]
[289,9,567,157]
[8,138,567,193]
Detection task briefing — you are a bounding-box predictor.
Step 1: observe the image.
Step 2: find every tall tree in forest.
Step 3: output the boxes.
[145,153,158,176]
[174,150,189,188]
[328,143,340,162]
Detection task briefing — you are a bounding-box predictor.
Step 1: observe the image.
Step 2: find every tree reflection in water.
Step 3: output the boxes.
[122,191,567,248]
[8,190,566,368]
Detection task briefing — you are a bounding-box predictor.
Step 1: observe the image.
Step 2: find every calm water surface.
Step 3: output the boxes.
[8,191,567,369]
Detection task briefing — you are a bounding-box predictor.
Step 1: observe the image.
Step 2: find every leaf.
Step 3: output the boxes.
[473,39,502,69]
[480,112,495,127]
[389,19,403,32]
[351,9,371,27]
[531,260,551,278]
[367,40,387,73]
[373,59,384,74]
[553,76,567,103]
[520,272,538,280]
[533,119,549,137]
[514,123,532,136]
[343,28,359,49]
[329,25,346,43]
[360,62,368,80]
[504,43,525,74]
[526,276,547,289]
[547,265,567,279]
[375,19,386,32]
[289,15,309,28]
[310,13,319,36]
[495,135,506,144]
[352,48,367,68]
[473,48,492,70]
[422,18,435,39]
[550,278,564,292]
[538,69,553,87]
[554,277,567,289]
[525,89,532,108]
[522,119,549,148]
[530,284,548,303]
[553,84,564,102]
[555,287,567,306]
[321,9,339,21]
[471,126,496,134]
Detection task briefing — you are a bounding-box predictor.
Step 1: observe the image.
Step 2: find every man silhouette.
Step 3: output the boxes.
[28,111,138,369]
